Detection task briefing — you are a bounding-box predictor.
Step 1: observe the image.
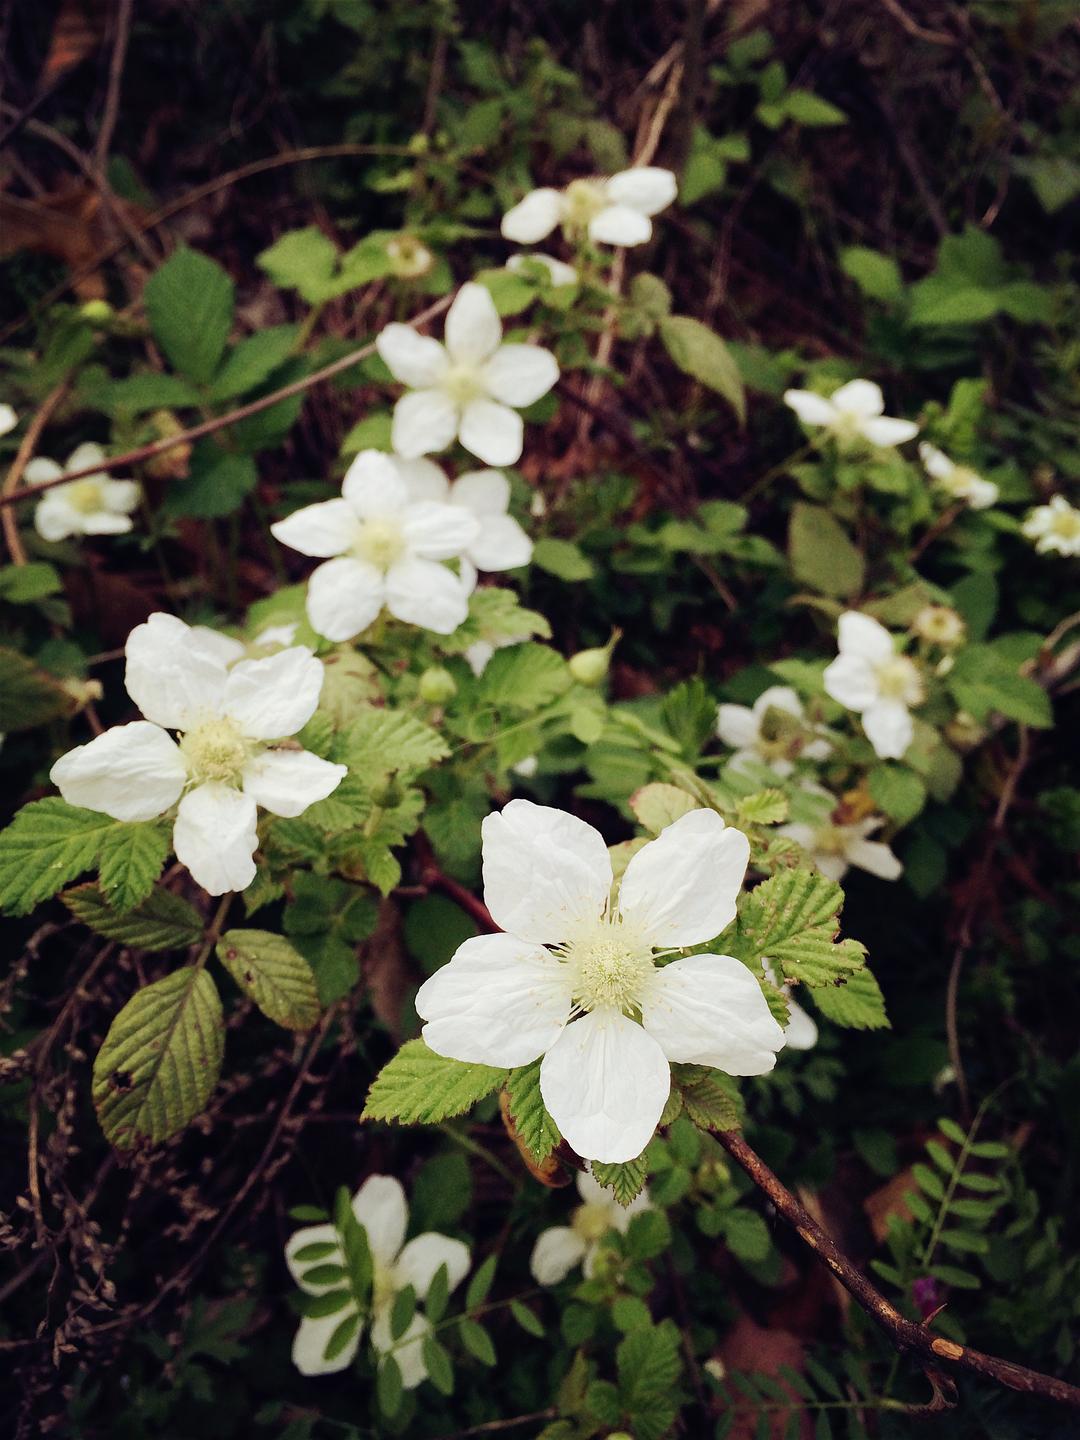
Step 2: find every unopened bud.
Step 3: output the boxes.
[60,677,104,711]
[418,665,457,704]
[944,710,984,750]
[569,629,621,688]
[388,234,434,280]
[914,605,966,648]
[79,299,113,324]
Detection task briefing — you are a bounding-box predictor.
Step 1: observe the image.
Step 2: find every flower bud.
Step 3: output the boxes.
[79,299,113,324]
[418,665,457,704]
[569,630,620,688]
[945,710,984,751]
[914,605,966,648]
[388,234,434,280]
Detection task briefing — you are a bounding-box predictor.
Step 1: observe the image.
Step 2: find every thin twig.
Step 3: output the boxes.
[1,382,71,560]
[94,0,134,176]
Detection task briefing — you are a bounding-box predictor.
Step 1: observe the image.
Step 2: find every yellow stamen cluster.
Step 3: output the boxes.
[354,517,407,571]
[179,717,251,785]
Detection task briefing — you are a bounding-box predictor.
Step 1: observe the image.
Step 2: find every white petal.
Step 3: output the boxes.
[285,1222,343,1292]
[124,613,229,730]
[838,611,894,663]
[783,389,837,427]
[50,722,186,822]
[0,403,17,436]
[23,457,63,485]
[242,748,346,817]
[606,167,678,216]
[783,997,819,1050]
[396,456,450,504]
[391,389,459,459]
[305,556,385,642]
[467,513,533,572]
[79,511,134,535]
[846,837,903,880]
[967,476,999,510]
[754,685,803,720]
[173,784,259,894]
[530,1226,587,1285]
[384,556,470,634]
[416,933,571,1067]
[501,188,564,244]
[859,416,919,447]
[918,443,952,481]
[445,282,502,364]
[292,1309,361,1376]
[483,344,559,407]
[64,441,108,475]
[450,469,510,516]
[862,700,913,760]
[400,500,480,560]
[376,324,449,387]
[223,647,324,739]
[814,852,848,882]
[540,1010,670,1164]
[352,1175,408,1266]
[371,1309,430,1390]
[270,498,356,558]
[507,253,577,287]
[459,399,524,467]
[830,379,884,418]
[465,641,494,675]
[642,954,785,1074]
[481,799,612,944]
[102,479,140,513]
[190,627,246,666]
[34,494,81,541]
[342,450,408,518]
[588,204,652,247]
[823,654,878,712]
[618,809,749,947]
[393,1233,471,1300]
[716,703,758,749]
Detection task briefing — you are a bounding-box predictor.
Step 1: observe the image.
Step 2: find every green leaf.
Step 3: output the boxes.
[504,1059,561,1163]
[62,883,204,951]
[735,788,789,827]
[788,503,865,599]
[340,708,449,779]
[97,819,171,911]
[96,373,201,414]
[476,643,571,709]
[164,447,257,519]
[0,561,64,603]
[362,1040,507,1125]
[257,227,341,303]
[389,1283,417,1341]
[947,648,1053,728]
[868,766,926,824]
[808,967,888,1029]
[722,1206,772,1262]
[616,1320,683,1440]
[421,1336,455,1395]
[736,868,867,988]
[425,1262,450,1324]
[783,89,846,126]
[0,798,116,916]
[628,783,698,834]
[216,929,321,1030]
[144,246,235,383]
[674,1065,742,1130]
[460,1318,497,1366]
[592,1153,649,1206]
[0,647,79,731]
[92,966,224,1147]
[323,1308,362,1364]
[466,1253,498,1310]
[840,247,904,304]
[208,325,298,401]
[531,536,595,581]
[376,1354,404,1416]
[659,315,746,423]
[510,1299,544,1336]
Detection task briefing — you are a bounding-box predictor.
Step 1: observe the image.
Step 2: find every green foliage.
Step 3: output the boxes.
[788,502,865,599]
[735,868,872,996]
[216,929,321,1030]
[362,1041,507,1125]
[144,247,235,384]
[504,1059,561,1163]
[658,315,746,423]
[0,646,78,730]
[62,883,204,951]
[591,1154,649,1206]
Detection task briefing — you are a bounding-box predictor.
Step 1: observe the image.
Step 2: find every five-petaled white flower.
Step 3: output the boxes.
[1022,494,1080,557]
[778,784,902,885]
[28,442,139,542]
[530,1168,651,1285]
[716,685,831,777]
[506,253,578,287]
[50,614,346,895]
[0,404,17,437]
[501,167,677,249]
[760,960,819,1052]
[415,801,784,1164]
[396,456,533,587]
[823,612,925,760]
[285,1174,470,1382]
[376,283,559,467]
[783,381,918,449]
[918,443,998,510]
[270,450,481,641]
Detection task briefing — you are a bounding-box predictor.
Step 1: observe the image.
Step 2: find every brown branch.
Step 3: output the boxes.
[94,0,134,176]
[1,382,71,560]
[0,294,453,510]
[715,1127,1080,1409]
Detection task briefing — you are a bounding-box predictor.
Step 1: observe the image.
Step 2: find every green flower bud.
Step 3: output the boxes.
[569,629,621,688]
[418,665,457,704]
[79,299,114,323]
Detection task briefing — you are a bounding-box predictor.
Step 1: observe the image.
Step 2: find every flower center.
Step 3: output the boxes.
[571,1203,612,1244]
[441,362,485,407]
[946,466,981,497]
[559,921,654,1015]
[563,178,608,228]
[814,825,850,858]
[65,479,105,514]
[387,234,433,279]
[1051,508,1080,540]
[915,606,965,646]
[874,655,924,704]
[354,516,406,571]
[179,716,251,785]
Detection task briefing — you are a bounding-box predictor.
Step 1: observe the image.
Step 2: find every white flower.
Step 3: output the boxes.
[823,612,925,760]
[760,960,818,1052]
[463,633,531,677]
[396,456,533,587]
[286,1174,470,1383]
[778,785,902,885]
[918,443,998,510]
[530,1168,651,1285]
[501,168,677,249]
[253,621,300,649]
[913,605,965,648]
[0,404,17,437]
[386,234,434,279]
[376,283,559,467]
[28,443,139,541]
[783,380,918,449]
[50,614,346,895]
[270,450,481,641]
[415,801,784,1164]
[716,685,831,777]
[1022,494,1080,557]
[506,253,578,287]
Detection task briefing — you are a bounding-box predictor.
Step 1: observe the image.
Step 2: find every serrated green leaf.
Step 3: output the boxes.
[144,246,235,383]
[92,966,224,1147]
[216,928,320,1030]
[477,643,570,709]
[0,798,116,916]
[97,819,171,911]
[737,869,867,988]
[674,1064,742,1130]
[208,325,298,401]
[722,1206,772,1262]
[592,1153,649,1206]
[616,1320,683,1440]
[504,1059,561,1163]
[0,647,78,730]
[62,883,204,951]
[869,766,927,824]
[362,1040,507,1125]
[735,788,789,827]
[340,708,449,779]
[628,783,698,834]
[808,967,889,1029]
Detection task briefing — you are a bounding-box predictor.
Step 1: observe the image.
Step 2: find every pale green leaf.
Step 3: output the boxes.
[788,503,865,599]
[659,315,746,423]
[63,883,204,951]
[362,1040,507,1125]
[0,798,116,916]
[216,928,321,1030]
[504,1058,561,1163]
